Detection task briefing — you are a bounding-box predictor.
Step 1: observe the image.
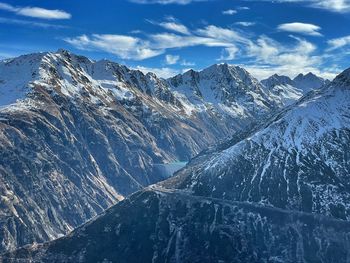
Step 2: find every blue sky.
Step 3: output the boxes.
[0,0,350,80]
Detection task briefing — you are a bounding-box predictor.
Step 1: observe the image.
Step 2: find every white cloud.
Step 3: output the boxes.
[222,9,237,15]
[219,46,239,60]
[272,0,350,13]
[196,25,248,44]
[64,19,336,80]
[158,21,190,35]
[0,2,71,20]
[64,34,163,60]
[243,36,334,80]
[247,36,280,61]
[312,0,350,12]
[150,32,232,49]
[237,6,250,10]
[65,24,244,61]
[165,54,180,64]
[328,35,350,50]
[235,22,256,27]
[135,66,179,78]
[277,22,322,36]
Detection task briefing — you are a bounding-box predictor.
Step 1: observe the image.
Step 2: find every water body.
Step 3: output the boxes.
[154,161,188,178]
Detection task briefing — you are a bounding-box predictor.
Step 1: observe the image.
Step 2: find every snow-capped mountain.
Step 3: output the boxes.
[261,72,329,107]
[168,63,274,117]
[261,74,304,106]
[293,72,330,93]
[5,67,350,262]
[168,69,350,220]
[0,50,287,252]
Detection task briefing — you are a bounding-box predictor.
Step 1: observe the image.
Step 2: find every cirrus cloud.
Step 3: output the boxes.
[64,18,336,80]
[0,2,71,20]
[328,35,350,50]
[271,0,350,13]
[222,9,237,15]
[165,54,180,64]
[64,34,163,60]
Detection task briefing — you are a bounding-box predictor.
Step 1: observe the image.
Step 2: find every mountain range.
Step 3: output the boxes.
[2,66,349,263]
[0,50,333,259]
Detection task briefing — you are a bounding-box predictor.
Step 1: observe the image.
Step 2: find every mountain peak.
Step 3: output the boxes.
[56,48,71,56]
[293,72,328,92]
[332,67,350,85]
[261,74,294,88]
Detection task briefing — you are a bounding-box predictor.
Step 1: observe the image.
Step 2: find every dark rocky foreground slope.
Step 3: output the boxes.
[3,68,349,262]
[3,188,350,263]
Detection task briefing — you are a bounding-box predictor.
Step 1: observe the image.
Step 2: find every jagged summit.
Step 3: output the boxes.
[167,63,277,118]
[260,74,303,107]
[333,67,350,85]
[293,71,329,92]
[261,74,294,88]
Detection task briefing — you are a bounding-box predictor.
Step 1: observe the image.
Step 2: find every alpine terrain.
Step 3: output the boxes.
[0,50,317,252]
[2,64,349,262]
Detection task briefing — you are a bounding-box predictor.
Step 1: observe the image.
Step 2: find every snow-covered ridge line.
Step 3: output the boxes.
[0,49,328,116]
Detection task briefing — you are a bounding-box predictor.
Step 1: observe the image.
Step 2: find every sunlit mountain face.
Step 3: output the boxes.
[1,0,350,262]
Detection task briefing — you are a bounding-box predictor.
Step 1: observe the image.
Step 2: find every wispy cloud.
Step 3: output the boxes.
[134,65,180,78]
[235,22,256,27]
[65,18,335,80]
[65,21,246,60]
[158,21,190,35]
[271,0,350,13]
[181,60,195,66]
[64,34,163,60]
[277,22,322,36]
[219,46,239,60]
[242,36,336,79]
[222,6,250,15]
[327,35,350,50]
[0,2,71,20]
[165,54,180,64]
[237,6,250,10]
[222,9,237,15]
[147,17,191,35]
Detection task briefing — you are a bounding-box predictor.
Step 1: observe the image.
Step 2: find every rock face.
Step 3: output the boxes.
[5,67,350,263]
[0,51,284,252]
[171,68,350,220]
[293,72,330,93]
[261,73,329,107]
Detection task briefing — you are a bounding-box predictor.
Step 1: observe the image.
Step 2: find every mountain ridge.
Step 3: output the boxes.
[0,50,292,252]
[2,62,349,262]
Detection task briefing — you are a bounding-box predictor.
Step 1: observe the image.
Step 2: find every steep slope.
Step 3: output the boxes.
[3,188,350,263]
[261,74,304,106]
[168,63,275,120]
[261,72,329,107]
[0,51,280,252]
[5,68,350,262]
[167,68,350,220]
